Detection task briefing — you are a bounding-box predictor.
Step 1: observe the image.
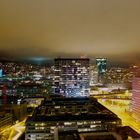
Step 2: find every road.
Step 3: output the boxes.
[0,118,26,140]
[98,99,140,134]
[9,118,26,140]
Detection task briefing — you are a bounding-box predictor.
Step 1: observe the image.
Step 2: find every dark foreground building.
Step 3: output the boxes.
[25,97,121,140]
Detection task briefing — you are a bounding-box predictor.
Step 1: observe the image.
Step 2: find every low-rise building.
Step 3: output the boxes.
[25,98,121,140]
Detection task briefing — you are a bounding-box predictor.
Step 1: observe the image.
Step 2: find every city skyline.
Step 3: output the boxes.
[0,0,140,64]
[0,57,140,139]
[1,1,140,138]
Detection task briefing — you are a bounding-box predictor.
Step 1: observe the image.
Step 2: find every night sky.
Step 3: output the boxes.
[0,0,140,64]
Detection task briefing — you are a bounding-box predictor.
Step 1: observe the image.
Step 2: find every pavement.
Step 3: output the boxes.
[98,99,140,134]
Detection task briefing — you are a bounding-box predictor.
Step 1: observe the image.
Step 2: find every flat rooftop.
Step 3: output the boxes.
[30,113,120,122]
[36,97,115,115]
[80,132,121,140]
[27,97,121,123]
[55,58,90,61]
[59,130,80,140]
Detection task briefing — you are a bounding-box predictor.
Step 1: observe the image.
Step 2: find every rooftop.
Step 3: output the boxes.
[79,132,121,140]
[55,58,90,61]
[30,113,121,122]
[59,130,80,140]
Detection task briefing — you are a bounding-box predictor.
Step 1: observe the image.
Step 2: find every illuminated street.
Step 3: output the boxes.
[0,128,11,140]
[9,118,26,140]
[0,118,26,140]
[98,99,140,134]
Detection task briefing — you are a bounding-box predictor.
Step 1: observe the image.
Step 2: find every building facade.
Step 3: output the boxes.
[53,58,90,97]
[96,58,107,83]
[132,77,140,120]
[96,58,107,75]
[89,65,98,86]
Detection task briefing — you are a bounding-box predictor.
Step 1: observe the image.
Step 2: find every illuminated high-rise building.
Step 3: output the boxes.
[0,69,3,77]
[96,58,107,75]
[53,58,90,97]
[132,77,140,120]
[0,63,5,77]
[96,58,107,82]
[89,65,98,86]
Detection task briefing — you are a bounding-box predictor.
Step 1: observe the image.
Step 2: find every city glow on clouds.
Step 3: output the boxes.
[0,0,140,63]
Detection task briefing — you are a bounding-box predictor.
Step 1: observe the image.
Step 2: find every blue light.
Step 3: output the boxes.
[0,69,3,77]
